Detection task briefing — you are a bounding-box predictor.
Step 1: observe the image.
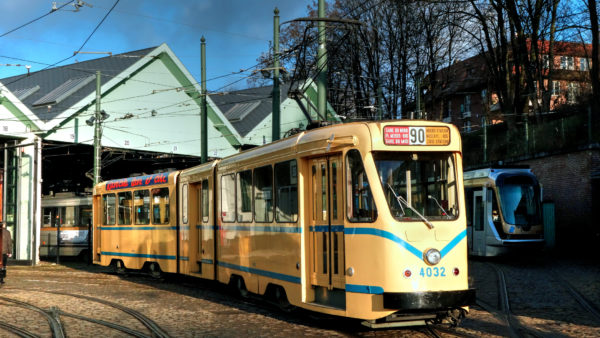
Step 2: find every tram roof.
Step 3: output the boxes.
[464,167,534,180]
[217,120,462,169]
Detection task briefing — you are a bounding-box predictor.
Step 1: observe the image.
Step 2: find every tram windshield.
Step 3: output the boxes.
[374,152,458,221]
[496,175,541,225]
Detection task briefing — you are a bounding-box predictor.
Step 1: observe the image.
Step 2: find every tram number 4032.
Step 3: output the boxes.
[419,267,446,277]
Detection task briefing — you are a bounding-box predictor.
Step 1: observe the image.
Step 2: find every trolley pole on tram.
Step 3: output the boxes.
[272,8,280,142]
[93,71,102,186]
[317,0,328,122]
[201,37,208,163]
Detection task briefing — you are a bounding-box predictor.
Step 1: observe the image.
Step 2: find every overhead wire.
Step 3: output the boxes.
[0,1,74,38]
[0,1,380,148]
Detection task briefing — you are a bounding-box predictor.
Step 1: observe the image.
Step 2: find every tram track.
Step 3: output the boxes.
[550,270,600,325]
[0,288,170,338]
[478,263,545,338]
[0,295,65,338]
[0,319,40,338]
[50,290,171,338]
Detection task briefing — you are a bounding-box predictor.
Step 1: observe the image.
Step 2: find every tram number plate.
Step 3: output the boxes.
[383,126,450,146]
[419,267,446,278]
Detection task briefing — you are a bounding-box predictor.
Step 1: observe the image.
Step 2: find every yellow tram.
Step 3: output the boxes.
[93,121,475,327]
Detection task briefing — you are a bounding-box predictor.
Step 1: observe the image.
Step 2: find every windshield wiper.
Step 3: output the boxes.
[428,195,450,219]
[387,184,434,229]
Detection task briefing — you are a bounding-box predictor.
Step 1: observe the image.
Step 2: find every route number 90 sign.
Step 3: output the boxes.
[383,126,450,146]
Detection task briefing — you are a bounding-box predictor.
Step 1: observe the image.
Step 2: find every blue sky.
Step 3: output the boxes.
[0,0,309,91]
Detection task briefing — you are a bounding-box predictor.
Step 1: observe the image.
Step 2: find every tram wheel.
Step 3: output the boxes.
[114,260,127,275]
[148,262,163,279]
[273,286,292,312]
[230,276,249,298]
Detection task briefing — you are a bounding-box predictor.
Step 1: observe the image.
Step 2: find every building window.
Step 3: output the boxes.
[580,58,590,71]
[560,56,574,70]
[552,81,561,95]
[463,95,471,117]
[442,99,451,121]
[567,82,580,103]
[542,55,550,69]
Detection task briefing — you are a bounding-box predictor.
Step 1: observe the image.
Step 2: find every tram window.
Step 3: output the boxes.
[152,188,170,224]
[79,206,92,228]
[64,206,76,226]
[374,151,458,221]
[42,208,52,227]
[118,191,132,225]
[474,195,484,231]
[237,170,253,222]
[346,149,377,222]
[202,179,209,223]
[275,160,298,223]
[182,184,188,224]
[254,165,273,222]
[221,174,236,222]
[102,194,117,225]
[465,188,474,228]
[134,190,150,225]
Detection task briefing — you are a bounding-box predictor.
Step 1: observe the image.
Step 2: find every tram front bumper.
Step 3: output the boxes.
[383,289,476,310]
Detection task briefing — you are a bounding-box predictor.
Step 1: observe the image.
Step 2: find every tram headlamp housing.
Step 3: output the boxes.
[424,248,441,265]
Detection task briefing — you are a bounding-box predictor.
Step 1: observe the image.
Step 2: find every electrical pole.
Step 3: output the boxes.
[201,37,208,163]
[93,71,101,186]
[272,8,281,142]
[317,0,327,122]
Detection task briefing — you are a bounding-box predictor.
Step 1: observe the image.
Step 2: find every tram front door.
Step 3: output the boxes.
[472,189,486,256]
[309,155,345,307]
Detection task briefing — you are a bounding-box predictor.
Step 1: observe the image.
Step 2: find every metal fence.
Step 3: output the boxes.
[462,109,596,168]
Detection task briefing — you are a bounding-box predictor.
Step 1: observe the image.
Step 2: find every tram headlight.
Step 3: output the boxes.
[424,248,441,265]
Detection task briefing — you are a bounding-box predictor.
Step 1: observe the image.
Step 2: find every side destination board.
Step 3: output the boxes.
[383,126,450,146]
[105,173,169,191]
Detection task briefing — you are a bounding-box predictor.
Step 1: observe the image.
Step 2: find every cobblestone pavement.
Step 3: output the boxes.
[0,255,598,337]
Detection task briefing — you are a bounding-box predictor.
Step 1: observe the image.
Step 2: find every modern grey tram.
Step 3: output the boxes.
[41,193,93,258]
[464,168,544,256]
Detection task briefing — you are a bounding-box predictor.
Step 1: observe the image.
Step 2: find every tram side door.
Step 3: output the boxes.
[472,189,486,256]
[309,155,345,292]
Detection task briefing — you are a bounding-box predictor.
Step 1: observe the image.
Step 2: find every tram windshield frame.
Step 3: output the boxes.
[496,174,542,226]
[374,151,459,222]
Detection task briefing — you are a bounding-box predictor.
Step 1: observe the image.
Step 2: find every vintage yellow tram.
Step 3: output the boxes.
[93,121,475,327]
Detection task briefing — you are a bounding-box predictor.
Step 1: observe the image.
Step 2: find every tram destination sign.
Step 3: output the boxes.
[383,126,450,146]
[105,173,169,191]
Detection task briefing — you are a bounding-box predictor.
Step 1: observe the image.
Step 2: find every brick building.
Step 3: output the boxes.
[423,40,593,133]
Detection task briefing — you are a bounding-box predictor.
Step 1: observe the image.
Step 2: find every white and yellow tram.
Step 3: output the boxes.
[464,167,544,256]
[41,193,92,258]
[93,121,475,327]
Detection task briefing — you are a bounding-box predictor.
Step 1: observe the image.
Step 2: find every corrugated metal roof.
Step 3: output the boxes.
[32,75,95,106]
[0,47,156,122]
[211,83,291,137]
[224,101,261,121]
[12,85,40,101]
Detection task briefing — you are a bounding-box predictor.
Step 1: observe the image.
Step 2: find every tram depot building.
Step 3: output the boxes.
[0,43,339,265]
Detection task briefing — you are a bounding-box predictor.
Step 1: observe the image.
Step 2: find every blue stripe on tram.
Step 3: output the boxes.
[101,251,176,260]
[217,261,301,284]
[345,284,384,294]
